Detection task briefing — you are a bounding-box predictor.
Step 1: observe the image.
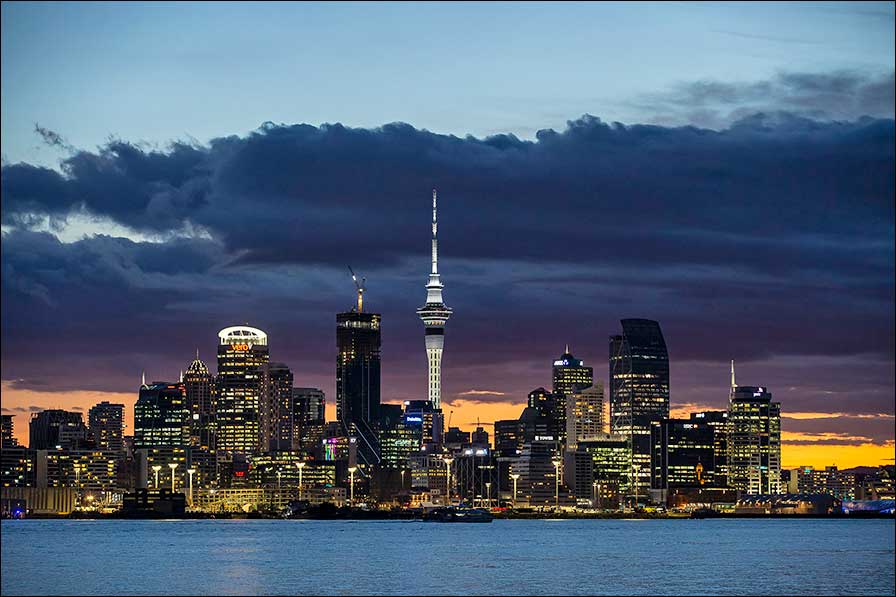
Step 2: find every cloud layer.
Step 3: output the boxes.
[638,70,895,129]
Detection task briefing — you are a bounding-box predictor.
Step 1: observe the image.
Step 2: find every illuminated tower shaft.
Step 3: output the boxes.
[417,189,452,409]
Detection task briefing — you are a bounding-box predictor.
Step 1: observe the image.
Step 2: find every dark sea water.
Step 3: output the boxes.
[1,518,894,596]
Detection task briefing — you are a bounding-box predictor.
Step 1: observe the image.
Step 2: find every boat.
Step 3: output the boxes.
[422,506,493,523]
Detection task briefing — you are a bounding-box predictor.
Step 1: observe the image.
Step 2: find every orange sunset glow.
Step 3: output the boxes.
[4,382,892,471]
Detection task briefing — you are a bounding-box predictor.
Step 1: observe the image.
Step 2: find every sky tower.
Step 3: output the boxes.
[417,189,452,410]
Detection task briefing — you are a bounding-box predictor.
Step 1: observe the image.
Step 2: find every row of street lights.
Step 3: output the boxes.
[150,463,197,505]
[142,461,609,511]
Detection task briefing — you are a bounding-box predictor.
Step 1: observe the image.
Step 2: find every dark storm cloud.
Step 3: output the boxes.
[1,111,893,427]
[4,113,893,272]
[639,70,895,129]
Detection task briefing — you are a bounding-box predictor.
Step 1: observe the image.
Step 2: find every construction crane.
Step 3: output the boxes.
[348,266,365,312]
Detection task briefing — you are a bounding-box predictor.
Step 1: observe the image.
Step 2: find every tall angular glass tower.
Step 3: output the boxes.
[609,319,670,500]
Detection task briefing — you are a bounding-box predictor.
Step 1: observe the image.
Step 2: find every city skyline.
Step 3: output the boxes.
[2,6,894,597]
[2,2,894,472]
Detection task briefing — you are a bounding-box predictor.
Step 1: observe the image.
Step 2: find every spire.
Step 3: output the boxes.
[431,188,438,275]
[565,343,570,355]
[179,370,183,383]
[730,359,736,389]
[141,370,146,387]
[196,347,200,360]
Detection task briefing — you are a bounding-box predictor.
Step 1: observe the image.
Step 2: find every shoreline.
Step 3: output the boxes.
[7,510,893,521]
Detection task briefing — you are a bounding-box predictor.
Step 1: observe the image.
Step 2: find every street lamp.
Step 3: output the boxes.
[348,466,357,507]
[152,465,162,490]
[187,468,196,507]
[592,481,599,510]
[632,464,640,509]
[168,463,178,493]
[552,458,562,511]
[477,464,494,508]
[74,463,82,508]
[297,462,306,500]
[485,482,492,509]
[442,456,454,505]
[400,469,406,491]
[510,473,520,509]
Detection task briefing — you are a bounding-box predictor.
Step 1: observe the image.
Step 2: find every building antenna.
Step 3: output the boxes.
[729,359,737,402]
[431,189,438,274]
[141,370,146,387]
[348,266,366,312]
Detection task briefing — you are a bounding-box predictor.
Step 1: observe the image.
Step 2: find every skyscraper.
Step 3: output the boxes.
[259,362,294,452]
[524,387,563,443]
[727,362,781,495]
[690,410,729,487]
[183,351,214,451]
[552,346,594,396]
[134,380,190,489]
[215,326,270,457]
[134,382,190,449]
[510,441,565,507]
[417,189,452,410]
[292,387,326,455]
[650,418,715,493]
[337,288,381,466]
[565,383,605,450]
[609,318,670,499]
[29,409,88,450]
[88,401,124,452]
[552,347,594,447]
[568,433,630,506]
[1,415,17,448]
[401,400,443,446]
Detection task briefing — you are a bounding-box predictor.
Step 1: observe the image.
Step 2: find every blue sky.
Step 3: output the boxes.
[3,1,894,167]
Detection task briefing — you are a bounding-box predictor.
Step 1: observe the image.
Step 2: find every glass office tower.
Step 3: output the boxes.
[609,319,670,502]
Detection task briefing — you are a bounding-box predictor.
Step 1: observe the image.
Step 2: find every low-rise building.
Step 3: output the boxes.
[734,493,840,515]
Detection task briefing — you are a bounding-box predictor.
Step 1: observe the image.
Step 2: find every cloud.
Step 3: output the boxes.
[782,434,888,446]
[782,415,896,445]
[713,30,826,45]
[637,70,895,129]
[457,389,508,397]
[4,112,893,274]
[33,124,76,154]
[783,412,895,420]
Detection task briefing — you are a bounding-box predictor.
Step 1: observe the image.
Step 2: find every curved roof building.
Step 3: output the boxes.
[218,326,268,346]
